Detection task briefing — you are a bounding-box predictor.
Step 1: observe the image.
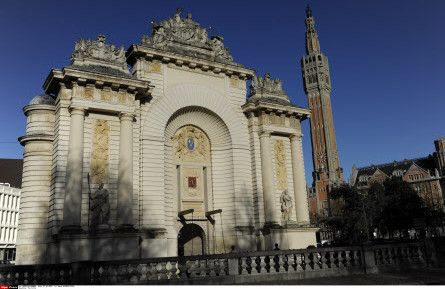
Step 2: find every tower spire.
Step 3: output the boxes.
[301,6,343,222]
[305,6,320,54]
[306,5,312,18]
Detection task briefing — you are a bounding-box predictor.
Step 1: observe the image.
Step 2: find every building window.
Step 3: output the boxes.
[393,170,403,177]
[4,248,16,262]
[359,175,369,182]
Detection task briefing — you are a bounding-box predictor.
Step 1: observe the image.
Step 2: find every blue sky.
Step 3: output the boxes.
[0,0,444,183]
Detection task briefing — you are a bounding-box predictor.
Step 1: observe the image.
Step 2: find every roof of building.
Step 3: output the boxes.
[67,64,137,80]
[0,159,23,189]
[29,94,55,106]
[355,155,437,180]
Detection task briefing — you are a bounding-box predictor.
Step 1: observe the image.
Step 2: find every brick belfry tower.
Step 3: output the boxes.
[301,6,343,223]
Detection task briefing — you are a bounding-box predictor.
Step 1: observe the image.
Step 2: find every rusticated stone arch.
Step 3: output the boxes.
[141,83,253,256]
[143,83,248,147]
[163,107,235,250]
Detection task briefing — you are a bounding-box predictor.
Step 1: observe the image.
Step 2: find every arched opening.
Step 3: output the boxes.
[178,223,205,257]
[164,106,235,255]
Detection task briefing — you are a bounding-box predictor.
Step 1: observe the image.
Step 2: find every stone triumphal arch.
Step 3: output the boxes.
[17,10,316,264]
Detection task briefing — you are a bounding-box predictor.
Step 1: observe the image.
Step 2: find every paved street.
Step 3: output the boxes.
[248,268,445,285]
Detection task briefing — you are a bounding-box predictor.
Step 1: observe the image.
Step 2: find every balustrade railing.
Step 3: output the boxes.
[236,246,362,276]
[0,263,72,285]
[90,254,229,284]
[0,241,431,285]
[373,243,426,267]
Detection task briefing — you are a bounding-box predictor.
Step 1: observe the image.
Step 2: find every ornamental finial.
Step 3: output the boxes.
[306,5,312,18]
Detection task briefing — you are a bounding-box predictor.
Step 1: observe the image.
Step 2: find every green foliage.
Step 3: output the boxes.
[321,177,440,244]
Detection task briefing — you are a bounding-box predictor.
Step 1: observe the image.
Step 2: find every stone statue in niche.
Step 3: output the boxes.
[280,189,293,222]
[89,182,110,230]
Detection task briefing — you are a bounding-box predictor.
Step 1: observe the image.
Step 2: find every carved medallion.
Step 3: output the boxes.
[187,137,195,151]
[172,125,210,162]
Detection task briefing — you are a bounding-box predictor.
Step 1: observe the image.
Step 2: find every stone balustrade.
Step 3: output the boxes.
[0,241,435,285]
[373,243,426,267]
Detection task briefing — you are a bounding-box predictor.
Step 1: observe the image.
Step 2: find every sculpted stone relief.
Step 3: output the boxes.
[101,88,112,102]
[77,86,133,105]
[251,73,286,97]
[172,125,210,162]
[271,113,285,126]
[90,119,109,184]
[148,61,162,73]
[289,117,299,129]
[259,113,271,125]
[275,140,288,191]
[84,85,94,99]
[71,35,127,70]
[230,77,243,89]
[142,9,234,63]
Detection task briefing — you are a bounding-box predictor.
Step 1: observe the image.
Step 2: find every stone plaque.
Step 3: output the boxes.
[182,167,202,199]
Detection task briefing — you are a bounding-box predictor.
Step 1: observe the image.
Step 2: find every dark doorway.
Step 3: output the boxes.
[178,224,205,257]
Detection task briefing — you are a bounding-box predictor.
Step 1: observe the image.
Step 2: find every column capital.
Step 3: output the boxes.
[259,130,272,138]
[290,133,303,141]
[118,112,135,121]
[68,106,86,116]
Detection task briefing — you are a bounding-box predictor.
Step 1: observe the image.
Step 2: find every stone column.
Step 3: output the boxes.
[290,133,310,224]
[117,113,134,229]
[61,107,85,231]
[259,131,280,226]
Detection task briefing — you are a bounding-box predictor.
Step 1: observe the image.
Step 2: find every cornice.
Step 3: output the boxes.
[127,44,254,79]
[18,133,54,146]
[242,100,310,120]
[43,67,153,97]
[23,104,56,115]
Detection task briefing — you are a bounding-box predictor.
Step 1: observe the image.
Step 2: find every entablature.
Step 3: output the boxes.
[243,100,310,136]
[242,101,310,120]
[43,67,153,116]
[127,44,254,80]
[44,67,152,97]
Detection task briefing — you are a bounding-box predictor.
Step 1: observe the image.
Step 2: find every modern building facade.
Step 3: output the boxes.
[16,10,317,265]
[301,7,344,223]
[0,184,20,263]
[0,159,23,264]
[350,138,445,211]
